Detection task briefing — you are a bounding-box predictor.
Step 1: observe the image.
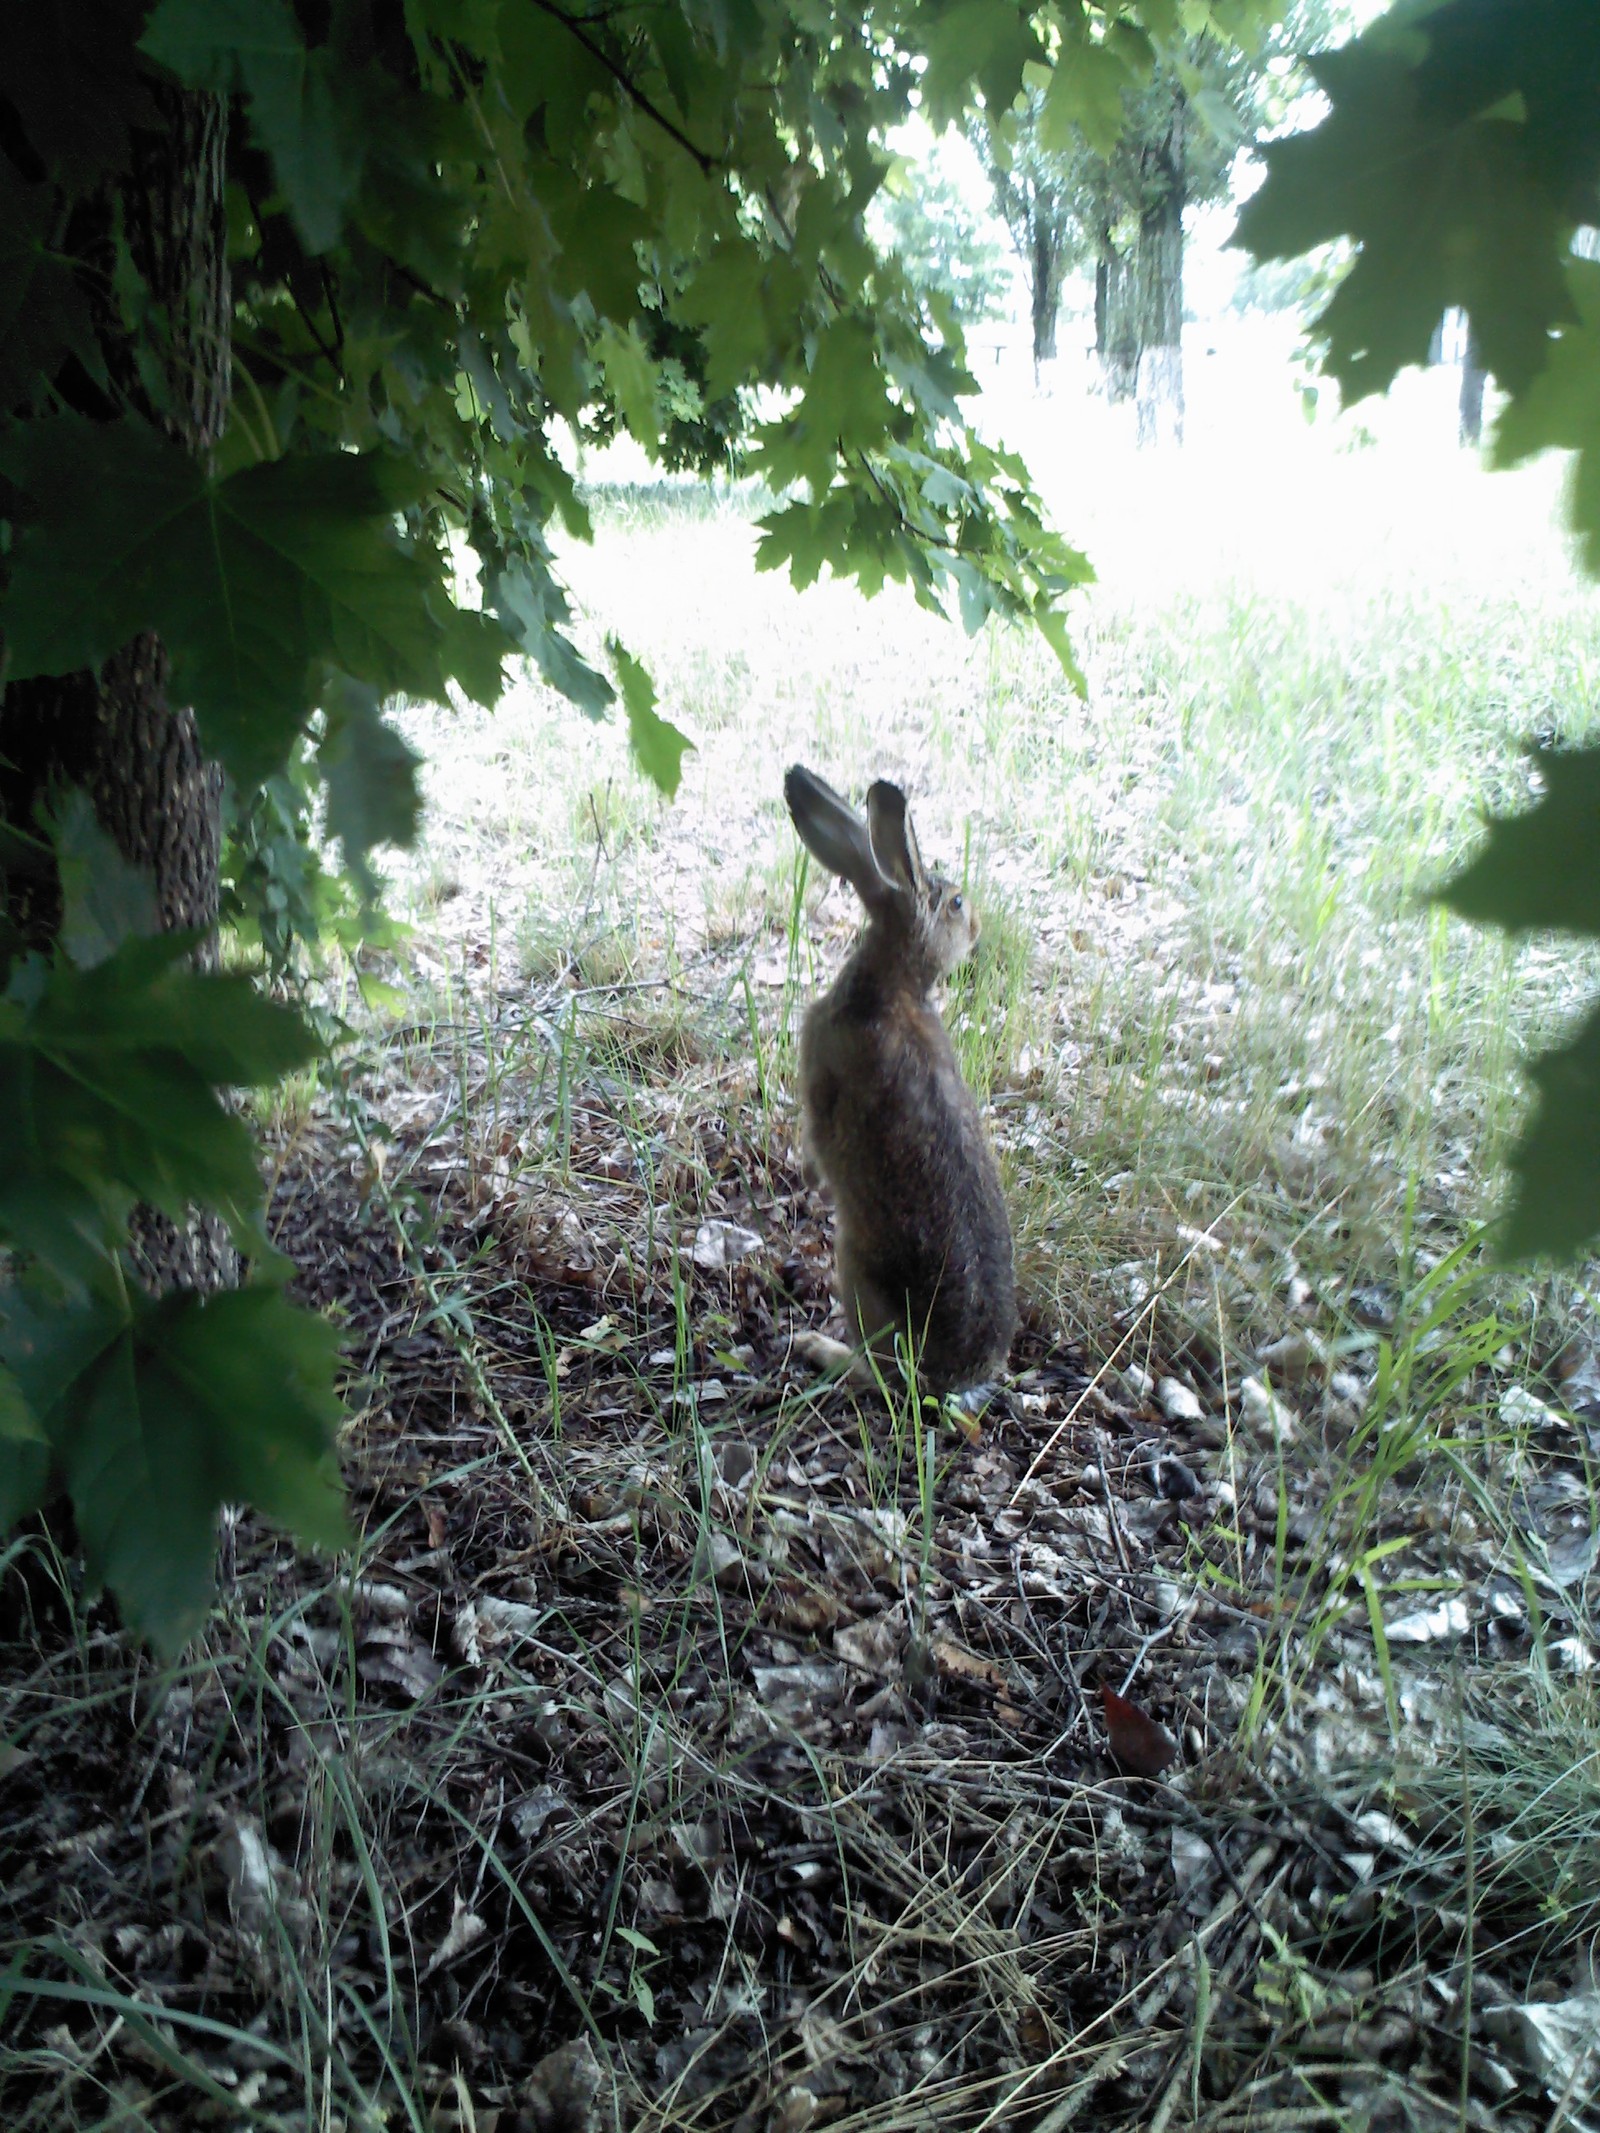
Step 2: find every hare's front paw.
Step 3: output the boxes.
[789,1329,875,1387]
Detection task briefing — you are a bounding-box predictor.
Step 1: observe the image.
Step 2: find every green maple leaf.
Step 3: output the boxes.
[48,791,160,971]
[1436,744,1600,1264]
[488,552,615,716]
[0,160,102,406]
[1498,1000,1600,1262]
[920,0,1045,127]
[0,1362,44,1447]
[1438,746,1600,938]
[140,0,365,254]
[608,639,694,799]
[0,1283,346,1651]
[0,416,509,784]
[318,674,423,891]
[756,316,897,493]
[0,935,317,1283]
[680,245,802,401]
[595,319,661,448]
[543,176,654,326]
[1234,28,1573,403]
[1039,33,1145,157]
[495,2,614,156]
[1493,258,1600,571]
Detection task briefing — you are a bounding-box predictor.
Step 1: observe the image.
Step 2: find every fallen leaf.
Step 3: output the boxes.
[357,1623,444,1701]
[1101,1685,1178,1776]
[1157,1377,1204,1423]
[1239,1374,1298,1443]
[691,1528,747,1589]
[517,2034,607,2132]
[218,1817,278,1934]
[767,1583,840,1634]
[689,1219,764,1269]
[931,1636,1011,1693]
[1256,1330,1328,1380]
[1482,1993,1600,2103]
[1385,1596,1469,1645]
[834,1613,902,1678]
[424,1891,489,1976]
[509,1786,570,1842]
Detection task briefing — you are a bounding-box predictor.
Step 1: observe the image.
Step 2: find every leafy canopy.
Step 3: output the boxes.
[1238,0,1600,1260]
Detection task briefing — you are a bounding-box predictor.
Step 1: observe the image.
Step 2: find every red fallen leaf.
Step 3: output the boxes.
[1101,1685,1178,1776]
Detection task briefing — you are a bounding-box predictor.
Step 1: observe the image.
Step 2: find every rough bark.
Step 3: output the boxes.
[0,82,233,1294]
[1095,243,1137,402]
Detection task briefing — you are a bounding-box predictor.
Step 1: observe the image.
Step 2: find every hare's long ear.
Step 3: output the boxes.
[865,781,928,899]
[785,765,895,910]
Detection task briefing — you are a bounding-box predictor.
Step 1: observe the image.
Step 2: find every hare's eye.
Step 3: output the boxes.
[949,894,963,915]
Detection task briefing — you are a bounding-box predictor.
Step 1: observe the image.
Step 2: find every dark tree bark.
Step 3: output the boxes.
[1095,240,1137,402]
[1030,216,1065,367]
[1459,324,1487,446]
[0,83,234,1295]
[1133,106,1185,449]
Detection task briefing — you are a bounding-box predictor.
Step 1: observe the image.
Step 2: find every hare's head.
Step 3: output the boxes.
[784,765,978,988]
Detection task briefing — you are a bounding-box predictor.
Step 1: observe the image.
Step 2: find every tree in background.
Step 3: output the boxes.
[976,31,1256,434]
[984,88,1086,370]
[873,135,1015,332]
[979,2,1344,437]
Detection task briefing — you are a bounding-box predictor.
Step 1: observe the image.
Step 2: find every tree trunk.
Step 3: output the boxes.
[1459,324,1487,446]
[0,83,234,1295]
[1134,131,1185,449]
[1029,214,1063,370]
[1095,243,1137,402]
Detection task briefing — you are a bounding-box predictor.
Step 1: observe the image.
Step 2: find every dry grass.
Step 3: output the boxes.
[6,405,1600,2129]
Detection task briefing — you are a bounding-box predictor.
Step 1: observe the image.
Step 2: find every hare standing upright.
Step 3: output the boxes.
[784,765,1015,1395]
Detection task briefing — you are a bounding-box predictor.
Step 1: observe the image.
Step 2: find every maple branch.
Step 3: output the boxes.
[530,0,721,177]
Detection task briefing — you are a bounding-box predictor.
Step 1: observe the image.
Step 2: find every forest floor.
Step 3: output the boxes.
[5,432,1600,2131]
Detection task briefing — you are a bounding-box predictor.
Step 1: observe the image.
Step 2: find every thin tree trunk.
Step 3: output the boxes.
[1134,114,1185,449]
[1096,242,1136,402]
[1030,215,1063,369]
[1459,324,1487,446]
[0,83,233,1295]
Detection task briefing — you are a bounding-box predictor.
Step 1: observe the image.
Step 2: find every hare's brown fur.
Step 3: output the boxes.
[787,768,1015,1393]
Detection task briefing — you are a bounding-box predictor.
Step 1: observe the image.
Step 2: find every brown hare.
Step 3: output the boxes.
[784,765,1015,1396]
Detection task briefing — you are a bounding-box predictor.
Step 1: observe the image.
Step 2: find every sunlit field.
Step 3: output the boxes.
[9,343,1600,2128]
[405,362,1600,1348]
